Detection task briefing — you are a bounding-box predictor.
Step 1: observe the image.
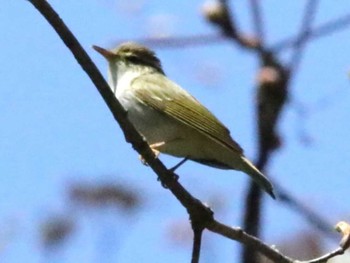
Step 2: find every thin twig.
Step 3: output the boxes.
[208,220,293,263]
[288,0,319,75]
[273,13,350,52]
[110,13,350,52]
[203,0,261,50]
[276,183,337,241]
[250,0,265,45]
[191,227,203,263]
[114,34,225,49]
[300,247,344,263]
[209,220,347,263]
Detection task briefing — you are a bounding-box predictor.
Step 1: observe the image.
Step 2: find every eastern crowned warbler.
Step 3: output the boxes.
[93,42,275,198]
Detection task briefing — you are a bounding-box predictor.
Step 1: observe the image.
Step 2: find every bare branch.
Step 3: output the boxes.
[273,13,350,52]
[276,183,337,241]
[249,0,265,45]
[111,13,350,52]
[208,220,293,263]
[300,248,344,263]
[202,0,260,49]
[243,57,289,263]
[288,0,319,75]
[191,226,203,263]
[209,220,347,263]
[114,34,225,49]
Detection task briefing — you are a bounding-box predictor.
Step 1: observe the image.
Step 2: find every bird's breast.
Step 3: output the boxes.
[117,92,182,144]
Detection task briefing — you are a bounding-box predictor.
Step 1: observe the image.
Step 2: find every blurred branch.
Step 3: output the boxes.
[202,1,347,262]
[202,2,348,262]
[202,2,289,263]
[275,183,337,240]
[113,12,350,52]
[202,0,260,49]
[25,0,350,262]
[244,1,316,261]
[288,0,319,75]
[249,0,265,46]
[199,2,286,263]
[115,34,225,49]
[273,12,350,52]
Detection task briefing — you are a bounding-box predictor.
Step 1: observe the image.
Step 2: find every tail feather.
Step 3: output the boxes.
[240,156,275,199]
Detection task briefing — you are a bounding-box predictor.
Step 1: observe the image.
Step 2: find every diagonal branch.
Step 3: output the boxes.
[301,248,344,263]
[208,220,347,263]
[275,182,337,241]
[25,0,211,223]
[207,220,293,263]
[273,13,350,52]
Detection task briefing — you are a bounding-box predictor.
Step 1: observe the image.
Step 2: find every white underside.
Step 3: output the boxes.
[110,68,241,168]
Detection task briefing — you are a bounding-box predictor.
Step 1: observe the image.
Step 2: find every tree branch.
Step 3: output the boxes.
[288,0,319,75]
[202,0,261,50]
[207,220,293,263]
[300,248,344,263]
[275,182,337,240]
[273,12,350,52]
[114,12,350,52]
[203,2,289,263]
[25,1,349,262]
[115,34,225,49]
[249,0,265,46]
[191,225,203,263]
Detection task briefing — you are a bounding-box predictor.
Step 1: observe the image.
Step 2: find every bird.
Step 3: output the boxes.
[93,42,275,198]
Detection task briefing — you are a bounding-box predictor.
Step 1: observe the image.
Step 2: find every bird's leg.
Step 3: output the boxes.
[158,157,188,188]
[170,157,189,172]
[139,142,165,166]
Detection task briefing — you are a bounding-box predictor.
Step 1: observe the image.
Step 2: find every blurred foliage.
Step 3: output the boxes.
[68,181,141,211]
[40,215,75,250]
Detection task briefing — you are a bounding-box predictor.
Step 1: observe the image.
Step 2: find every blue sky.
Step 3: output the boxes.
[1,1,350,262]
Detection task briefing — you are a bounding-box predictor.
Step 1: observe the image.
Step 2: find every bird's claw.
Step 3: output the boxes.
[157,172,179,189]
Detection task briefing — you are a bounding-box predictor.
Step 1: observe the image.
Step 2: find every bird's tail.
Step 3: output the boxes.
[240,156,275,199]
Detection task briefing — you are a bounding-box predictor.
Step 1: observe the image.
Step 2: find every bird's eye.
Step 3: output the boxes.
[127,55,140,64]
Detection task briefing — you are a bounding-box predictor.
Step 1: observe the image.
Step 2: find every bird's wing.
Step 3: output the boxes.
[131,73,243,153]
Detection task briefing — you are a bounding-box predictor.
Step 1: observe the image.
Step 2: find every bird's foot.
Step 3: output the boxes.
[139,142,165,166]
[157,173,179,189]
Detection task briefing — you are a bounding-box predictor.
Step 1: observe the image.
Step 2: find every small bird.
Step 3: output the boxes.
[93,42,275,198]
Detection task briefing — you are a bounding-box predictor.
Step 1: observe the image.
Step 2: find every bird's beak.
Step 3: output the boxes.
[92,45,115,60]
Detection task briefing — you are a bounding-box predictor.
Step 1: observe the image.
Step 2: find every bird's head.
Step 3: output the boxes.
[93,42,164,74]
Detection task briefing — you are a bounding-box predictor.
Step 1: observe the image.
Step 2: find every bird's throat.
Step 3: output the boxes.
[108,61,156,93]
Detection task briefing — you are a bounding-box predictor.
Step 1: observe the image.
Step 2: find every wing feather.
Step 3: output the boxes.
[131,73,243,153]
